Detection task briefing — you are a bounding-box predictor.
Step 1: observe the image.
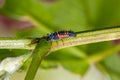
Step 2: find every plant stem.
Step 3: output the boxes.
[0,26,120,51]
[0,38,33,49]
[51,26,120,51]
[25,39,51,80]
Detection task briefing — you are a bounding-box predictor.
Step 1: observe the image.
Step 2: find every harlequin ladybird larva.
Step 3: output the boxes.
[46,31,76,41]
[30,31,76,44]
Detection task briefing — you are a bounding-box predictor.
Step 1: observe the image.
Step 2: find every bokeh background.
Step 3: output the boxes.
[0,0,120,80]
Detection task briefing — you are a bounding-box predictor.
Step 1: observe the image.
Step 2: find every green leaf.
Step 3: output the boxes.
[97,55,120,80]
[45,47,89,75]
[94,0,120,27]
[108,71,120,80]
[40,60,58,69]
[16,27,46,38]
[0,49,30,61]
[98,48,120,80]
[102,53,120,73]
[96,63,120,80]
[85,41,112,56]
[61,59,89,76]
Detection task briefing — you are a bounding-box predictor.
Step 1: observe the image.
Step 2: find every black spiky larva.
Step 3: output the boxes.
[31,31,76,44]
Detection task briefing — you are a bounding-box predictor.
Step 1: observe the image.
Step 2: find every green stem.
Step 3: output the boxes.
[24,39,51,80]
[0,26,120,51]
[0,26,119,80]
[0,38,33,49]
[51,26,120,51]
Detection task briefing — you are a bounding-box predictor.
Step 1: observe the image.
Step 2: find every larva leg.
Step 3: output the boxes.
[61,39,64,46]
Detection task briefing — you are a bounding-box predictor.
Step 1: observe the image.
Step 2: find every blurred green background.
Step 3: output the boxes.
[0,0,120,80]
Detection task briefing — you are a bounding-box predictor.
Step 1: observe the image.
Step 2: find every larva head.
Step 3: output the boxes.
[46,34,53,41]
[46,32,59,41]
